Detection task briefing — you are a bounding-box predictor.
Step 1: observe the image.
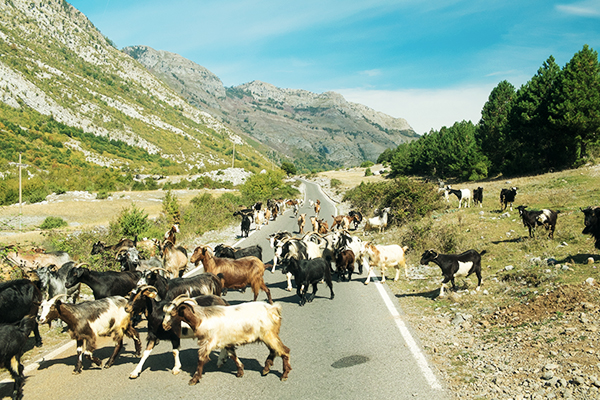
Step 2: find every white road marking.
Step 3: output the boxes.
[369,269,444,391]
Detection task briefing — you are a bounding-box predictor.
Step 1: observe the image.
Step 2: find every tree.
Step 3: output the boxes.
[280,161,296,176]
[506,56,561,174]
[476,80,516,174]
[549,45,600,166]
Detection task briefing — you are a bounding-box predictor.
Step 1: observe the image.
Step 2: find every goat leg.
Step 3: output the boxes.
[104,339,123,369]
[229,350,244,378]
[189,352,209,385]
[129,339,156,379]
[308,283,318,302]
[262,348,276,376]
[74,340,84,374]
[125,325,142,357]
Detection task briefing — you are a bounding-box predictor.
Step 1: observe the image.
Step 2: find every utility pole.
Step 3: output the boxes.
[18,153,22,236]
[232,142,235,168]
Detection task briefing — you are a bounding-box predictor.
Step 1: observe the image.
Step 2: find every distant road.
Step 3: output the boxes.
[3,180,448,400]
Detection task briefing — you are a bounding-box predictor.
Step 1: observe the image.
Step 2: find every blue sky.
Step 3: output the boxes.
[68,0,600,134]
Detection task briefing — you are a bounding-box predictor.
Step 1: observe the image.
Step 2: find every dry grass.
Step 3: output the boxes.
[0,188,235,245]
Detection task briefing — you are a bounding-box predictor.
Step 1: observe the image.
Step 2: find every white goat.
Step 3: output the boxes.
[362,242,409,285]
[364,207,391,234]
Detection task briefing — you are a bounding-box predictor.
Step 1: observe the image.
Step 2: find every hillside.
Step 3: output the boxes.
[122,45,418,171]
[0,0,269,176]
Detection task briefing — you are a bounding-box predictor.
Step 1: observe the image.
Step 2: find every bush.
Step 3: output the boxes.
[40,216,68,230]
[330,178,342,188]
[364,168,372,176]
[343,177,444,226]
[96,190,110,200]
[114,204,150,238]
[360,161,375,168]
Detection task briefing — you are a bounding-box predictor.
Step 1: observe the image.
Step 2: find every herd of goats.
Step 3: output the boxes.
[2,183,600,399]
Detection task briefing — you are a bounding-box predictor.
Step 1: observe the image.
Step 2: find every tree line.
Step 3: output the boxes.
[379,45,600,180]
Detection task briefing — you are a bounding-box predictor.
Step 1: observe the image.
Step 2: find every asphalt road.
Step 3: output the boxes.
[2,180,449,400]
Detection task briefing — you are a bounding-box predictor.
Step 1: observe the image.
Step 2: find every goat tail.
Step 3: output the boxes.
[267,302,283,326]
[479,250,487,257]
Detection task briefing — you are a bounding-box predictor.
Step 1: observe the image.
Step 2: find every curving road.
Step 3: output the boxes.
[2,180,449,400]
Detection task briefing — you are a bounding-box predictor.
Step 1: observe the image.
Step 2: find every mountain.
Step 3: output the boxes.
[123,45,418,171]
[0,0,268,175]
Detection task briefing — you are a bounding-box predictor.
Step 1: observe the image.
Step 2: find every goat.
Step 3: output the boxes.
[275,237,323,291]
[335,249,356,281]
[65,266,139,300]
[125,286,228,379]
[297,213,306,234]
[364,207,391,234]
[420,249,485,297]
[348,210,363,230]
[190,245,273,304]
[164,224,179,245]
[516,205,559,239]
[39,294,141,373]
[0,279,43,347]
[137,269,222,301]
[4,249,71,272]
[253,209,265,230]
[91,237,135,256]
[267,231,293,274]
[214,244,263,261]
[162,297,291,384]
[34,261,82,303]
[330,215,352,231]
[281,257,334,306]
[362,243,409,285]
[446,188,472,208]
[160,240,189,278]
[500,187,518,211]
[0,316,37,400]
[582,206,600,249]
[317,219,329,234]
[473,187,483,208]
[310,216,319,232]
[117,247,163,273]
[240,214,251,237]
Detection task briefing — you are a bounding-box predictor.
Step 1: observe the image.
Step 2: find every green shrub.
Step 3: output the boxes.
[40,216,68,230]
[114,204,150,238]
[360,161,375,168]
[330,178,342,188]
[364,168,373,176]
[96,190,110,200]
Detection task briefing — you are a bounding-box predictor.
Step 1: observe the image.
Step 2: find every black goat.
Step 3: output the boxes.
[240,214,251,237]
[136,270,222,301]
[0,279,43,347]
[282,257,334,306]
[0,316,37,400]
[500,187,518,211]
[420,249,485,297]
[214,244,263,261]
[582,206,600,249]
[125,286,229,379]
[35,261,81,303]
[348,210,363,230]
[473,187,483,207]
[516,205,559,239]
[65,267,139,300]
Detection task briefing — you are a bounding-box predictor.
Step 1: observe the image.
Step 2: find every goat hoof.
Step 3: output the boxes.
[129,374,138,379]
[172,369,181,375]
[188,380,198,386]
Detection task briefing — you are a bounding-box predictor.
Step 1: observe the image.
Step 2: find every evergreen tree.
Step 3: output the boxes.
[476,80,516,174]
[549,45,600,165]
[506,56,561,174]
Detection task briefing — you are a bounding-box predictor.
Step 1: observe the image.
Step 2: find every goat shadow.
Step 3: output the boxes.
[37,342,140,371]
[491,237,525,245]
[555,253,598,265]
[396,288,440,301]
[177,349,284,379]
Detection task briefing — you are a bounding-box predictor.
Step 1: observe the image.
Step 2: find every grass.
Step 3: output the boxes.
[318,163,600,321]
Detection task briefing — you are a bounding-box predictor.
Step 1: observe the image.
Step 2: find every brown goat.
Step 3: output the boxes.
[330,215,352,231]
[317,219,329,235]
[160,240,188,278]
[190,245,273,304]
[297,213,306,234]
[335,249,357,281]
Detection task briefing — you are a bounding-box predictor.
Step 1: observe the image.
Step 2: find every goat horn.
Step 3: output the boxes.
[48,293,68,304]
[171,294,198,307]
[149,267,169,274]
[75,262,89,269]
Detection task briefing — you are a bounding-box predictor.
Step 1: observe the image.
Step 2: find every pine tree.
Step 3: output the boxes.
[549,45,600,165]
[476,80,516,174]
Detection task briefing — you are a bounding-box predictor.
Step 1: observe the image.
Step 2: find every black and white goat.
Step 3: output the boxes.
[446,188,471,208]
[420,249,485,297]
[582,206,600,249]
[35,261,82,303]
[136,269,222,301]
[39,294,141,373]
[516,205,559,239]
[117,247,163,273]
[0,316,37,400]
[500,187,518,211]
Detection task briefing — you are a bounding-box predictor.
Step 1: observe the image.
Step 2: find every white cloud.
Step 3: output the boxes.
[556,1,600,17]
[336,85,495,135]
